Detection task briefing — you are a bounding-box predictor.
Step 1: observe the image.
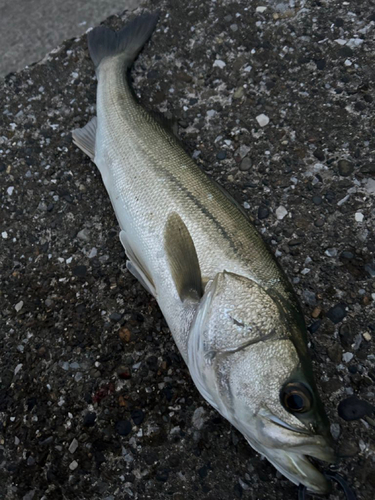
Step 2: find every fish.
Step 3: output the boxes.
[72,13,336,494]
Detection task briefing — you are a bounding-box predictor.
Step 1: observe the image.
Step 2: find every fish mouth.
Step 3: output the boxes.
[266,450,334,495]
[249,414,337,495]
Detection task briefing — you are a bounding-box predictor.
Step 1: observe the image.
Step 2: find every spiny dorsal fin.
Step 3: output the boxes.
[72,117,97,160]
[164,212,202,302]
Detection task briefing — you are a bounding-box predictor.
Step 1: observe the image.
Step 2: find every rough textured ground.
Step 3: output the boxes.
[0,0,140,77]
[1,1,375,499]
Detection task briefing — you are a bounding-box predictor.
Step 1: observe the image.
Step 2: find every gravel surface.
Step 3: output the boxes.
[1,1,375,499]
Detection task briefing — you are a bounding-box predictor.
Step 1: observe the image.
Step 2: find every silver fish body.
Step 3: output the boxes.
[73,14,335,494]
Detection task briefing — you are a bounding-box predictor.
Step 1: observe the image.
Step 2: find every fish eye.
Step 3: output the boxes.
[280,382,312,414]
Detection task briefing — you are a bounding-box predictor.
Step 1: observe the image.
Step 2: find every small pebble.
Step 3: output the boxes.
[342,352,354,363]
[216,151,226,160]
[77,228,90,242]
[119,327,131,343]
[192,407,206,430]
[213,59,226,68]
[325,248,337,258]
[312,195,323,205]
[326,303,347,324]
[256,114,270,127]
[15,301,24,312]
[256,6,267,13]
[307,320,321,334]
[330,423,341,441]
[69,438,79,454]
[83,412,96,427]
[236,144,251,159]
[109,312,122,322]
[276,206,287,220]
[69,460,78,471]
[303,290,316,307]
[355,212,364,222]
[88,247,97,258]
[115,420,132,436]
[233,87,244,99]
[311,307,321,318]
[363,332,371,342]
[1,231,8,239]
[338,396,374,421]
[131,409,145,425]
[337,159,354,177]
[313,149,325,161]
[258,206,269,219]
[240,158,252,171]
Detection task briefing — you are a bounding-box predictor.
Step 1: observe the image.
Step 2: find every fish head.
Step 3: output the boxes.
[187,271,335,494]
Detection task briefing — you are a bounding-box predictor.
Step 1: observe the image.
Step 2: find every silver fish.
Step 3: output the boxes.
[72,13,336,494]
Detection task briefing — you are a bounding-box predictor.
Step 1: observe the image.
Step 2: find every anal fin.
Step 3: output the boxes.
[72,117,97,160]
[119,230,156,297]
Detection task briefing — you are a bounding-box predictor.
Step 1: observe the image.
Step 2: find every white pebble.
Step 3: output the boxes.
[2,231,8,239]
[213,59,226,68]
[325,248,338,258]
[15,300,24,312]
[7,186,14,196]
[88,247,97,259]
[256,6,267,13]
[256,114,270,127]
[337,195,349,206]
[342,352,354,363]
[330,423,341,440]
[77,228,90,242]
[347,38,364,49]
[344,59,352,67]
[355,212,364,222]
[192,407,206,430]
[276,206,288,220]
[69,438,79,454]
[69,460,78,471]
[363,332,371,342]
[14,363,23,375]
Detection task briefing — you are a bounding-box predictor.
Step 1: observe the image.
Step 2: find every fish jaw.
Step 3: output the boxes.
[252,441,334,494]
[248,412,336,494]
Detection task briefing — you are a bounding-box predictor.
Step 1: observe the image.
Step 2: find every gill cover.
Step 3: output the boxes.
[187,271,290,418]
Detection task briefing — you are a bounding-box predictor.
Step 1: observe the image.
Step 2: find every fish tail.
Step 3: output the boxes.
[87,12,159,70]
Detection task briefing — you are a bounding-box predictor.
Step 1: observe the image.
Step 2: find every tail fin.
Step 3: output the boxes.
[88,12,159,69]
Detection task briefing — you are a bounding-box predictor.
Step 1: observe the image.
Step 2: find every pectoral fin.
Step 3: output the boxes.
[164,212,202,302]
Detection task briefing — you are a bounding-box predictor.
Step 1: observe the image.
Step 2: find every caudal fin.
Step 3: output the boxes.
[88,12,159,69]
